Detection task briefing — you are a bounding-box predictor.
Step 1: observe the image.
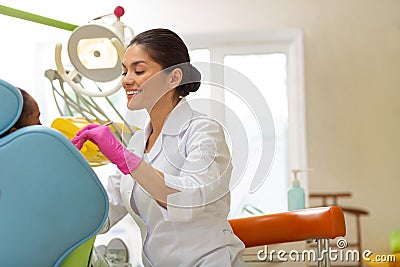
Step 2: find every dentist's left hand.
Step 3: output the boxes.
[71,123,142,174]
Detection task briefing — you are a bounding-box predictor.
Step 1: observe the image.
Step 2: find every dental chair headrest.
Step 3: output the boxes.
[0,79,23,136]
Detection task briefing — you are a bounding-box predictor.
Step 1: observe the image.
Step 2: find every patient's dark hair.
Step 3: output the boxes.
[14,89,37,128]
[0,88,37,138]
[128,28,201,98]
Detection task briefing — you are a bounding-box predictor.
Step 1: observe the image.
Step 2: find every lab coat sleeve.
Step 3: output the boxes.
[98,173,128,234]
[163,119,233,222]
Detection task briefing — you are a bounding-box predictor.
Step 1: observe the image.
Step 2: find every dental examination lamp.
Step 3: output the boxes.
[55,6,133,97]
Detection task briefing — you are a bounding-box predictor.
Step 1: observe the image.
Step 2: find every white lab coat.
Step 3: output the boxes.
[102,98,245,267]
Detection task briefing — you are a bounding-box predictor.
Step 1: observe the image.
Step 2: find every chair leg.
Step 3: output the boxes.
[324,238,330,267]
[317,239,323,267]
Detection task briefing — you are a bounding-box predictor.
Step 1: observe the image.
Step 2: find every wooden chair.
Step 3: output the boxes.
[309,193,369,267]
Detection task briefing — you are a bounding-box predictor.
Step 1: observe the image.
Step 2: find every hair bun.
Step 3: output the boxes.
[188,64,201,92]
[178,64,201,97]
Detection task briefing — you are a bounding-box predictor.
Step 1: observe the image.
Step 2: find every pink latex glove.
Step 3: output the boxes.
[71,123,142,174]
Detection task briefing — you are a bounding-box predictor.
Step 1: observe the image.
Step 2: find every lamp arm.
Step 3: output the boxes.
[111,38,126,60]
[0,5,78,31]
[123,25,134,42]
[55,43,122,97]
[55,43,66,75]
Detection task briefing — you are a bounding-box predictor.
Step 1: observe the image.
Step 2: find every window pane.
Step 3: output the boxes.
[224,53,289,218]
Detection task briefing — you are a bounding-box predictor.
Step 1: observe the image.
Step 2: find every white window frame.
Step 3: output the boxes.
[183,29,309,204]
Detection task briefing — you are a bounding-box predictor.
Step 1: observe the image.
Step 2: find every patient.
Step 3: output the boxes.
[0,88,41,137]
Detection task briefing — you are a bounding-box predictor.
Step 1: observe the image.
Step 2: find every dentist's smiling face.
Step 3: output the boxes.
[122,44,169,112]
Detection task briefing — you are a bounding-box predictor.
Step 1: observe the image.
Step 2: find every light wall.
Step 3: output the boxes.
[1,0,399,253]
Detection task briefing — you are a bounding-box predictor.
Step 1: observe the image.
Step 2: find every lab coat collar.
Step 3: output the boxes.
[143,98,193,163]
[144,97,193,138]
[162,97,193,136]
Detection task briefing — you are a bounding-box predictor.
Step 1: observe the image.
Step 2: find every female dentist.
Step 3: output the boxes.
[72,28,245,267]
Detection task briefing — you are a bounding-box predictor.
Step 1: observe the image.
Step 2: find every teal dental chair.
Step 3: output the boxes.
[0,79,109,266]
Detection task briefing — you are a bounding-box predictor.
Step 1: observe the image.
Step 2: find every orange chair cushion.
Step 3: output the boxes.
[229,206,346,248]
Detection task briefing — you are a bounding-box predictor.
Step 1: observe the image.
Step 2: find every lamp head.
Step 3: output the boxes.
[67,23,124,82]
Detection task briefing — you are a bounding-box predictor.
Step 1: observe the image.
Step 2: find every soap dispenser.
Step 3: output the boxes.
[288,169,306,211]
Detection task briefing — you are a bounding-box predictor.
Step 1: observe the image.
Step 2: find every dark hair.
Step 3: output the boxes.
[14,89,36,129]
[0,88,36,138]
[128,28,201,98]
